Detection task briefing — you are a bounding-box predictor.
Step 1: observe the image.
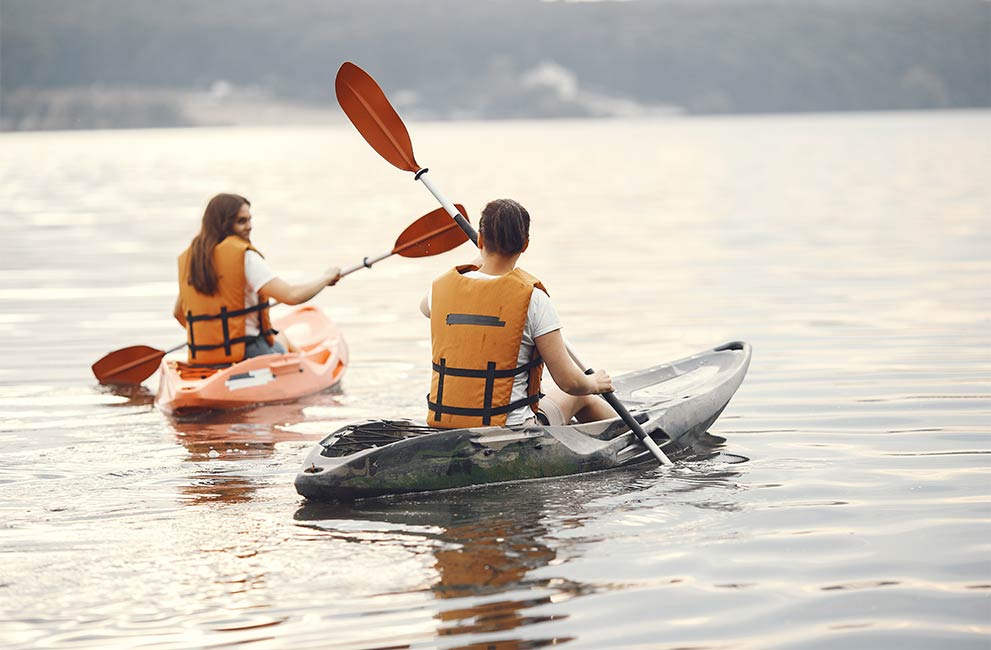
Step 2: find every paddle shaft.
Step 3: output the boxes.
[414,173,672,466]
[568,348,674,466]
[341,251,393,277]
[340,219,463,276]
[415,170,477,246]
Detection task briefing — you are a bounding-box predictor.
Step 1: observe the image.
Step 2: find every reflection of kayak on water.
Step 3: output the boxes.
[295,341,751,501]
[155,305,348,416]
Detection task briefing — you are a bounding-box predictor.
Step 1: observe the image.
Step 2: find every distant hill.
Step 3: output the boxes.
[1,0,988,130]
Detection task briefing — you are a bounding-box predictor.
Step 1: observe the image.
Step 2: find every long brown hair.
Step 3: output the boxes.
[479,199,530,255]
[187,193,250,295]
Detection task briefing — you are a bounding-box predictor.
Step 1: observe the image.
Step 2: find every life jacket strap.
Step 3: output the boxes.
[430,355,542,379]
[185,301,273,359]
[185,301,270,322]
[182,332,280,368]
[426,393,541,423]
[429,355,543,425]
[186,330,278,353]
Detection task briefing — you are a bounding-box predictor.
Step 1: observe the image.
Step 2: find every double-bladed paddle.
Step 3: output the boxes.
[335,61,673,466]
[336,63,476,245]
[91,207,470,386]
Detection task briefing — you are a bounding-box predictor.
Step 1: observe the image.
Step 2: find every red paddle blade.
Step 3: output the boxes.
[91,345,166,385]
[393,205,470,258]
[336,62,420,173]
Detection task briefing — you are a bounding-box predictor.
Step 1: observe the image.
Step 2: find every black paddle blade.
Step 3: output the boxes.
[394,205,470,258]
[92,345,166,385]
[336,62,420,173]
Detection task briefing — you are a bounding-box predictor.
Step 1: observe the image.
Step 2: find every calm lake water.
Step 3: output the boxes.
[1,111,989,649]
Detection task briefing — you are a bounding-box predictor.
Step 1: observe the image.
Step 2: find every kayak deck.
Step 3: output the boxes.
[155,305,348,416]
[295,341,750,501]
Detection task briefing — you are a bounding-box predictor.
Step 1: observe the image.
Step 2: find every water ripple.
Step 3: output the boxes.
[1,115,989,650]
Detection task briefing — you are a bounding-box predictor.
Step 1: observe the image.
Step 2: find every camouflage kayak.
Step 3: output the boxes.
[295,341,751,501]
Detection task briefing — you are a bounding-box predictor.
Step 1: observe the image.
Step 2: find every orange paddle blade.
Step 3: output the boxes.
[336,62,420,173]
[394,205,470,258]
[92,345,167,385]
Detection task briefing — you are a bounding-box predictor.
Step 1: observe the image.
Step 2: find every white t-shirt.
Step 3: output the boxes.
[424,270,562,426]
[243,250,278,336]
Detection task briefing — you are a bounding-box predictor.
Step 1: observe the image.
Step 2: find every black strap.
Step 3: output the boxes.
[187,330,277,353]
[185,300,273,355]
[431,354,542,379]
[428,355,543,423]
[432,358,447,422]
[426,392,540,419]
[482,361,496,425]
[186,310,197,359]
[220,306,231,356]
[185,301,270,322]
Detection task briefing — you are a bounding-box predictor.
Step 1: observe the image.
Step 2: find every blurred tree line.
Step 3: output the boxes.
[1,0,988,130]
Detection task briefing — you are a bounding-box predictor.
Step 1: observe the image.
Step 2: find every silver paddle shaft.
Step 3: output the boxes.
[340,250,393,277]
[416,170,478,246]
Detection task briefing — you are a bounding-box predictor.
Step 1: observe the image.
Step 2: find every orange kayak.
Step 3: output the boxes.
[155,305,348,416]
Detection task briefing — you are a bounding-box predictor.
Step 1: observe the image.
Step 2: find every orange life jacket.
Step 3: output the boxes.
[428,265,547,428]
[177,236,275,365]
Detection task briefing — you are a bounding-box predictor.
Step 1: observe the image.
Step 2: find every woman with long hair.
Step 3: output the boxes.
[420,198,613,429]
[173,193,342,364]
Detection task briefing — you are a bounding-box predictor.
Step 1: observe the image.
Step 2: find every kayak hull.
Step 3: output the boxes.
[155,305,348,416]
[295,341,750,500]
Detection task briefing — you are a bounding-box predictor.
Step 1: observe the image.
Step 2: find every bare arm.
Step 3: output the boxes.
[535,329,613,396]
[258,266,342,305]
[173,295,186,327]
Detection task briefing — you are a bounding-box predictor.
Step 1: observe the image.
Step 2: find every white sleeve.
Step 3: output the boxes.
[527,289,561,341]
[421,287,432,317]
[244,250,278,293]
